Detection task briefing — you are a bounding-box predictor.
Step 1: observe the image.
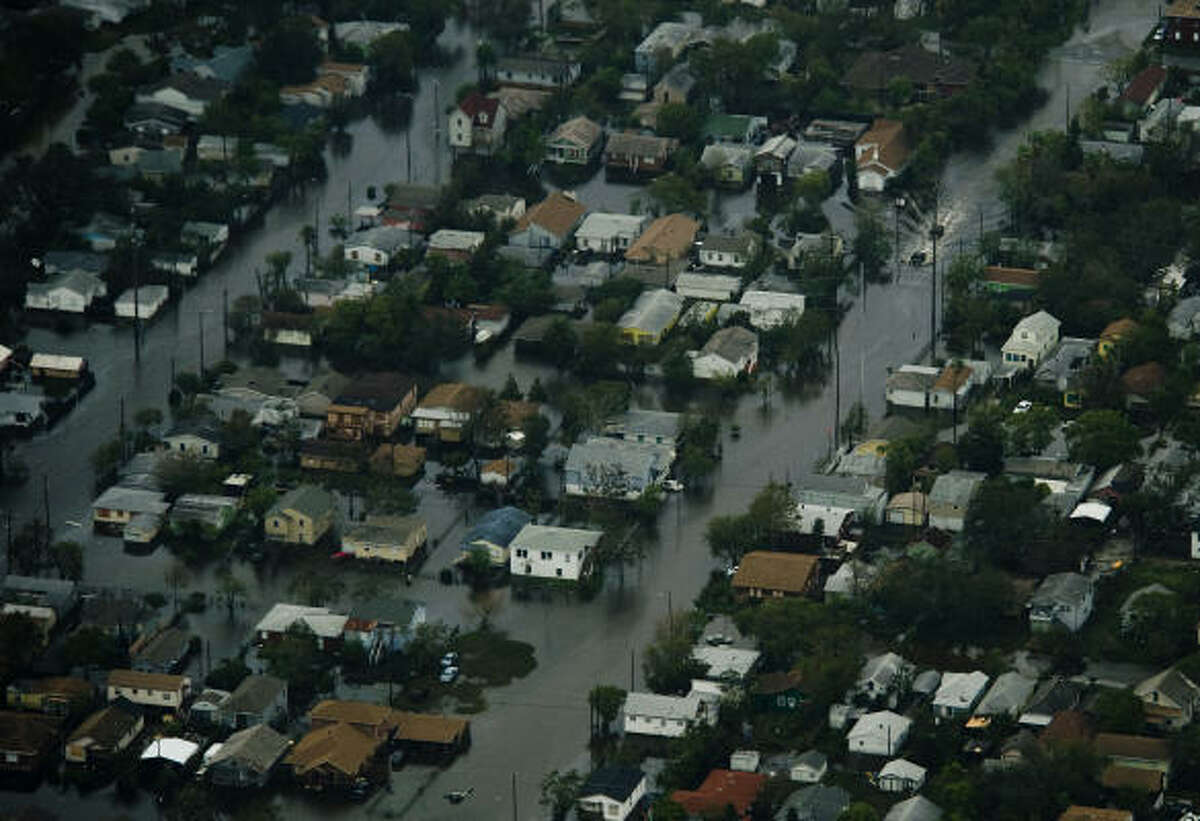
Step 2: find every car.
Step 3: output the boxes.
[704,633,731,646]
[440,652,459,668]
[1153,22,1165,42]
[444,787,475,804]
[390,750,406,770]
[330,551,351,560]
[439,666,459,684]
[909,250,928,266]
[663,479,684,492]
[1012,400,1033,414]
[725,564,739,578]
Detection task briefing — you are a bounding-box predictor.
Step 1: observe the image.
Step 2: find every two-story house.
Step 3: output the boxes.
[160,420,222,460]
[1135,667,1200,730]
[264,485,335,546]
[325,372,418,440]
[508,524,602,582]
[854,118,910,192]
[448,92,508,156]
[1028,572,1094,633]
[577,767,648,821]
[411,382,483,443]
[106,670,191,712]
[1002,310,1061,369]
[604,132,677,178]
[847,710,912,756]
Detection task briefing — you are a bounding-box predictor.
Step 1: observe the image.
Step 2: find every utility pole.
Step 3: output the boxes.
[833,325,841,452]
[42,474,50,542]
[930,188,939,366]
[222,288,229,357]
[119,396,126,462]
[198,312,206,377]
[512,772,518,821]
[630,649,634,690]
[131,224,141,364]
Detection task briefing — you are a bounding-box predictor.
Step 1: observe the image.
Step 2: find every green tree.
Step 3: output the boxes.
[588,685,627,738]
[258,623,334,714]
[207,657,251,691]
[1091,687,1145,733]
[964,477,1052,571]
[838,804,880,821]
[539,769,584,821]
[853,203,891,282]
[0,612,39,686]
[63,625,124,670]
[164,561,190,613]
[959,403,1007,473]
[643,614,704,694]
[647,173,707,215]
[885,434,928,495]
[706,514,754,567]
[500,373,522,400]
[368,30,416,93]
[50,540,83,581]
[1006,403,1058,456]
[655,103,703,144]
[1066,410,1142,470]
[256,17,322,86]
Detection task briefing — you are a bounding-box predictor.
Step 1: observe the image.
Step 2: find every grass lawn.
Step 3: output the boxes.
[457,628,538,686]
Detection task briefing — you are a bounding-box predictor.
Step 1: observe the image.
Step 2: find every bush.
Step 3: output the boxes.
[184,591,207,614]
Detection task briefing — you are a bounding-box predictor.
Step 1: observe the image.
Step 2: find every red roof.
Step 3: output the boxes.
[984,266,1040,288]
[671,770,766,820]
[1119,65,1167,106]
[459,92,501,127]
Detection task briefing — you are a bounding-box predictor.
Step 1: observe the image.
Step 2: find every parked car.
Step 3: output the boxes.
[1012,400,1033,414]
[909,250,929,266]
[663,479,684,492]
[439,666,459,684]
[440,652,459,668]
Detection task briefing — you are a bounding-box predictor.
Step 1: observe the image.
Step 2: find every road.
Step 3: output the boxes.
[1,0,1157,818]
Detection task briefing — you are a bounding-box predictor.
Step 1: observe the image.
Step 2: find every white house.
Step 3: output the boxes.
[495,55,581,89]
[847,710,912,756]
[932,671,989,720]
[576,767,647,821]
[878,759,926,793]
[508,524,602,582]
[25,271,107,314]
[427,229,486,261]
[700,232,760,268]
[575,213,650,255]
[1028,572,1094,633]
[738,290,806,329]
[114,285,170,320]
[564,437,674,499]
[136,74,228,118]
[854,119,910,192]
[623,690,713,738]
[692,326,759,380]
[161,422,221,460]
[791,750,828,783]
[886,365,940,409]
[345,226,416,269]
[1002,310,1061,369]
[692,645,761,682]
[857,652,915,706]
[448,92,508,156]
[107,670,191,710]
[253,603,347,650]
[675,272,742,302]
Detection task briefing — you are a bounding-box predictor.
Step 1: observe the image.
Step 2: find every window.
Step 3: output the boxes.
[201,445,208,455]
[556,568,563,577]
[515,548,527,558]
[179,443,185,451]
[162,692,170,701]
[540,551,551,560]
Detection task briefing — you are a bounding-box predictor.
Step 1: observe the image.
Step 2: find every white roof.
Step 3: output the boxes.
[692,645,760,679]
[739,289,806,311]
[577,212,647,239]
[509,524,602,555]
[141,737,201,765]
[932,671,989,709]
[675,272,741,298]
[624,690,702,720]
[848,710,912,743]
[115,285,169,307]
[1012,309,1061,337]
[428,229,486,251]
[880,758,926,781]
[253,602,347,639]
[974,671,1037,716]
[1070,501,1112,522]
[30,353,86,371]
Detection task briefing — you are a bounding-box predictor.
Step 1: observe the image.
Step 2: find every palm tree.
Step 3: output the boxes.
[476,40,496,87]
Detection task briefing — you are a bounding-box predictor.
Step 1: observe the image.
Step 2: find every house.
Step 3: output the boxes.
[123,101,188,136]
[0,712,61,773]
[732,551,819,599]
[576,213,650,255]
[6,678,91,719]
[693,326,759,380]
[1029,573,1094,632]
[189,689,230,726]
[1,576,77,631]
[106,670,190,711]
[325,372,418,440]
[264,485,335,546]
[1034,338,1095,409]
[222,675,288,730]
[461,506,534,565]
[1018,678,1082,727]
[675,272,741,302]
[854,119,910,193]
[342,515,427,566]
[1098,318,1137,359]
[1002,310,1061,369]
[886,365,940,410]
[701,143,755,189]
[932,672,989,720]
[752,134,797,185]
[448,92,508,156]
[79,591,160,646]
[309,700,399,740]
[884,795,944,821]
[41,250,109,280]
[285,721,385,791]
[1117,65,1168,115]
[577,766,648,821]
[653,61,697,104]
[844,44,974,100]
[701,232,760,269]
[878,758,927,793]
[411,382,482,442]
[346,598,427,660]
[495,55,581,90]
[825,560,881,599]
[136,73,228,118]
[205,723,290,788]
[624,214,700,287]
[738,290,806,329]
[886,492,929,526]
[299,440,366,473]
[635,21,700,75]
[546,116,604,165]
[332,20,408,47]
[927,470,986,531]
[168,494,238,533]
[426,229,486,262]
[261,312,315,348]
[344,225,417,269]
[65,699,144,766]
[1169,296,1200,340]
[857,652,915,706]
[131,628,191,674]
[0,392,45,432]
[974,672,1037,718]
[382,184,443,232]
[91,487,170,533]
[509,191,587,253]
[791,750,828,783]
[693,646,761,682]
[618,288,685,345]
[1058,809,1133,821]
[847,710,912,756]
[752,671,806,713]
[604,409,681,448]
[982,265,1040,299]
[508,524,602,582]
[465,193,526,223]
[564,437,674,499]
[113,285,169,321]
[24,271,107,314]
[28,353,88,382]
[369,442,427,478]
[776,784,849,821]
[1094,733,1172,794]
[604,132,677,178]
[391,711,470,762]
[254,603,347,651]
[161,420,221,460]
[1135,667,1200,730]
[672,769,766,819]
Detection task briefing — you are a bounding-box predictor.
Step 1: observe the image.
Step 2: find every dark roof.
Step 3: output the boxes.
[224,675,286,716]
[132,628,191,668]
[146,72,229,102]
[332,372,417,412]
[1120,361,1166,397]
[207,723,290,774]
[68,699,142,748]
[80,591,152,630]
[123,102,189,127]
[2,575,77,614]
[1093,732,1172,762]
[42,251,109,276]
[386,183,444,210]
[0,711,59,755]
[580,766,645,802]
[1040,710,1093,746]
[605,132,676,159]
[844,44,974,93]
[458,91,501,126]
[753,670,804,695]
[1119,65,1167,106]
[461,506,533,550]
[984,266,1040,288]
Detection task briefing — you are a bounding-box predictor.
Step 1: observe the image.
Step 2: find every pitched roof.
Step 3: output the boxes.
[309,699,399,730]
[702,231,758,255]
[332,372,417,411]
[270,484,335,521]
[984,265,1040,287]
[934,363,971,392]
[753,670,804,695]
[702,326,758,364]
[932,671,989,709]
[1040,709,1093,745]
[623,690,702,720]
[626,214,700,261]
[509,524,601,555]
[1100,763,1164,792]
[394,711,470,744]
[671,769,767,818]
[974,671,1037,716]
[206,723,290,773]
[68,700,142,747]
[1100,318,1137,342]
[856,118,910,174]
[513,191,587,239]
[550,115,602,147]
[0,711,60,754]
[778,784,850,821]
[618,288,684,336]
[1030,573,1092,609]
[417,382,482,412]
[884,795,943,821]
[1119,65,1167,106]
[605,132,676,158]
[253,603,347,639]
[462,506,533,550]
[224,674,286,716]
[458,91,501,126]
[285,722,380,776]
[1093,733,1172,762]
[107,669,188,691]
[928,470,986,507]
[580,766,645,802]
[732,551,819,594]
[844,43,974,92]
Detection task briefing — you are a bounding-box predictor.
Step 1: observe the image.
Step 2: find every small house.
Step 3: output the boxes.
[508,191,587,253]
[24,271,107,314]
[264,485,336,546]
[884,796,944,821]
[495,54,581,89]
[564,437,674,499]
[604,132,677,178]
[344,225,418,269]
[577,766,648,821]
[106,670,190,711]
[738,290,806,329]
[732,551,819,599]
[222,674,288,730]
[847,710,912,756]
[254,603,346,651]
[791,749,828,783]
[130,628,191,674]
[299,440,366,473]
[752,671,806,713]
[325,372,419,440]
[0,712,61,773]
[693,326,758,380]
[91,487,170,533]
[411,382,482,442]
[672,769,767,820]
[974,672,1037,718]
[448,92,507,156]
[624,213,700,287]
[6,678,92,719]
[342,515,427,566]
[624,691,712,738]
[675,272,741,302]
[1134,667,1200,730]
[546,116,604,165]
[426,229,486,262]
[205,723,290,788]
[285,721,385,791]
[700,231,760,269]
[700,143,755,188]
[114,285,169,320]
[927,470,986,532]
[461,506,533,565]
[65,698,143,766]
[392,711,471,762]
[932,671,989,720]
[576,213,650,255]
[854,119,910,192]
[1028,572,1094,633]
[878,758,926,793]
[617,288,684,345]
[1002,310,1061,369]
[754,134,796,183]
[777,784,849,821]
[160,420,221,460]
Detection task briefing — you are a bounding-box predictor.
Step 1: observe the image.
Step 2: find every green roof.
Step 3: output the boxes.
[704,114,753,140]
[271,484,335,520]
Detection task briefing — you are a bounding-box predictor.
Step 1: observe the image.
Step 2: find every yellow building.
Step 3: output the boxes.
[265,485,336,546]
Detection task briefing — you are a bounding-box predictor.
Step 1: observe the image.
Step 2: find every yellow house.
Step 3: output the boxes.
[617,289,685,345]
[265,485,336,546]
[341,515,427,565]
[1099,318,1137,359]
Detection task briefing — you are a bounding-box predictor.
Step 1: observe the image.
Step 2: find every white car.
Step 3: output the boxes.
[441,652,459,668]
[439,666,459,684]
[1013,400,1033,414]
[663,479,684,492]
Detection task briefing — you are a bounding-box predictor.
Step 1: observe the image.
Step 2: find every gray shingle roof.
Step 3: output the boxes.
[206,723,290,773]
[701,326,758,364]
[928,470,986,507]
[1030,572,1092,608]
[224,674,286,717]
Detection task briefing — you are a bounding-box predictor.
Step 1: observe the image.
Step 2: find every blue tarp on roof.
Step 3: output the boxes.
[461,506,532,551]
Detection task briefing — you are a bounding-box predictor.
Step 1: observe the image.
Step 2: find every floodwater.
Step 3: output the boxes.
[1,0,1156,817]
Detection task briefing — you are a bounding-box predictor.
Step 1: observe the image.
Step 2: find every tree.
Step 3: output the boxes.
[643,614,704,694]
[258,624,334,714]
[747,481,795,538]
[134,407,163,428]
[207,657,251,691]
[885,433,929,495]
[647,173,707,216]
[1091,687,1145,733]
[50,540,83,581]
[1005,403,1058,456]
[164,561,190,613]
[500,373,522,400]
[256,17,322,86]
[964,477,1052,570]
[706,515,749,566]
[853,203,891,282]
[0,612,39,686]
[655,103,703,144]
[958,404,1007,473]
[215,568,247,620]
[588,685,626,738]
[539,769,584,821]
[838,804,880,821]
[368,30,416,93]
[63,625,124,670]
[1065,409,1142,470]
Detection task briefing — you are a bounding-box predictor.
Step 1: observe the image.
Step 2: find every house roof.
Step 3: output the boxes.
[880,758,927,781]
[1034,337,1095,388]
[671,769,767,818]
[310,699,399,729]
[618,288,684,336]
[1100,318,1137,342]
[1093,732,1172,762]
[428,229,486,251]
[626,214,700,261]
[206,723,289,773]
[848,710,912,745]
[550,115,602,147]
[700,143,755,169]
[132,627,191,668]
[0,711,60,754]
[732,551,818,594]
[565,436,674,483]
[146,72,229,102]
[858,652,913,693]
[609,408,683,439]
[702,231,758,255]
[702,327,758,364]
[1058,808,1133,821]
[1136,667,1200,712]
[458,91,501,126]
[1040,709,1093,745]
[756,133,796,162]
[1020,678,1081,723]
[332,372,417,412]
[69,700,142,747]
[141,736,200,765]
[795,749,828,770]
[884,795,943,821]
[933,363,971,392]
[576,212,648,240]
[286,722,380,776]
[344,514,426,547]
[658,61,697,93]
[1030,573,1092,609]
[225,675,286,716]
[984,265,1040,287]
[753,670,804,695]
[856,118,909,174]
[932,671,989,709]
[497,54,578,77]
[692,646,761,679]
[42,250,109,276]
[1120,361,1166,396]
[844,43,974,92]
[107,669,187,691]
[254,603,347,639]
[1012,309,1061,339]
[269,484,335,521]
[974,672,1037,716]
[417,382,482,413]
[462,506,533,550]
[514,190,588,239]
[1100,763,1164,793]
[579,766,645,802]
[928,470,986,507]
[9,677,92,700]
[606,132,676,158]
[393,711,469,744]
[777,784,850,821]
[624,690,702,720]
[1119,65,1167,106]
[888,365,939,393]
[509,524,601,555]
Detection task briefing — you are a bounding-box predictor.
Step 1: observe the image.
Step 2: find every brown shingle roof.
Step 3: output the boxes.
[1059,807,1134,821]
[285,722,380,776]
[625,214,700,263]
[731,551,819,595]
[752,670,804,695]
[68,702,141,748]
[513,191,587,239]
[934,363,971,392]
[1118,66,1167,107]
[308,699,398,731]
[984,266,1040,287]
[671,769,767,818]
[0,711,59,755]
[1100,763,1164,793]
[1100,318,1137,342]
[844,44,975,93]
[1166,0,1200,19]
[107,669,188,692]
[855,118,910,175]
[1120,361,1167,396]
[393,711,470,744]
[1093,732,1172,763]
[417,383,483,413]
[1040,710,1093,746]
[332,372,417,411]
